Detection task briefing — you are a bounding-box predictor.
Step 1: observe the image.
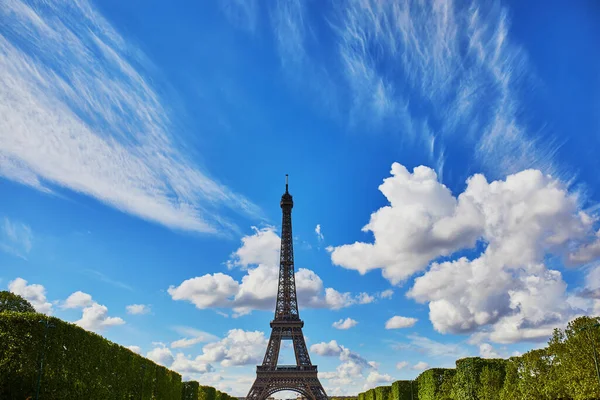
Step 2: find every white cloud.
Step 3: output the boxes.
[314,340,375,391]
[330,163,482,284]
[168,273,239,309]
[385,316,418,329]
[412,361,429,371]
[0,0,260,235]
[126,304,151,315]
[1,218,33,259]
[146,346,175,367]
[396,361,409,370]
[75,302,125,332]
[332,163,600,343]
[170,226,376,315]
[357,293,375,304]
[379,289,394,299]
[63,290,124,332]
[171,329,219,349]
[198,329,267,367]
[479,343,501,359]
[227,226,281,269]
[333,318,358,330]
[363,371,393,390]
[569,230,600,265]
[315,224,324,241]
[8,278,52,314]
[127,345,142,354]
[311,340,344,357]
[63,291,94,309]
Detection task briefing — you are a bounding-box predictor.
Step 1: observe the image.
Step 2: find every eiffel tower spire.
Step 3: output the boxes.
[246,176,328,400]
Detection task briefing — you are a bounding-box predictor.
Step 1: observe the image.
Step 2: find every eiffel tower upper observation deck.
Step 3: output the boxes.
[246,175,328,400]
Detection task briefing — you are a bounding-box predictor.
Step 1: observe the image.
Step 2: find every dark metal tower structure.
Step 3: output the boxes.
[246,175,328,400]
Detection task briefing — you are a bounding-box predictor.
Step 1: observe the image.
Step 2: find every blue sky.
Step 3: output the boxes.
[1,0,600,396]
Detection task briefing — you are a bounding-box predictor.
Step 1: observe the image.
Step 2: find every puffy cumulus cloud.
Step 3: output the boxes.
[171,353,214,377]
[146,346,175,367]
[385,316,418,329]
[413,361,429,370]
[333,317,358,330]
[314,340,377,391]
[126,304,150,315]
[145,344,213,379]
[569,230,600,265]
[198,329,267,367]
[62,290,124,332]
[170,226,377,315]
[479,343,501,359]
[75,303,125,332]
[63,291,94,309]
[579,265,600,300]
[168,273,239,309]
[227,226,281,269]
[8,278,52,314]
[311,340,344,357]
[363,371,394,390]
[331,163,600,343]
[329,163,483,284]
[379,289,394,299]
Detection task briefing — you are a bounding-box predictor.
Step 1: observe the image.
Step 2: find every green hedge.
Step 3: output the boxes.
[375,385,391,400]
[392,380,418,400]
[359,391,366,400]
[416,368,455,400]
[451,357,506,400]
[0,312,232,400]
[366,388,376,400]
[199,385,217,400]
[183,381,200,400]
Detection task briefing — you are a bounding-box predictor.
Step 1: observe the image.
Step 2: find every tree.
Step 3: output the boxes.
[548,316,600,400]
[478,365,504,400]
[0,291,35,313]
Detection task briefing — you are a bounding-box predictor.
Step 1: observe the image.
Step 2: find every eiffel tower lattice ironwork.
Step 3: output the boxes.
[246,176,328,400]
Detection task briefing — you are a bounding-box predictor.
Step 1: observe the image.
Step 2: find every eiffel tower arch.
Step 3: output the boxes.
[246,176,328,400]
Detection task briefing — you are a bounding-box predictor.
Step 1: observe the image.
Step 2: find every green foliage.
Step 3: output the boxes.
[416,368,455,400]
[499,357,521,400]
[451,357,506,400]
[391,380,418,400]
[359,391,366,400]
[199,385,217,400]
[182,381,200,400]
[366,388,377,400]
[477,365,504,400]
[375,385,391,400]
[0,312,233,400]
[548,316,600,400]
[0,291,36,313]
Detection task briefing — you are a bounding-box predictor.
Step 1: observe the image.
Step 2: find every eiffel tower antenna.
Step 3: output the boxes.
[246,176,328,400]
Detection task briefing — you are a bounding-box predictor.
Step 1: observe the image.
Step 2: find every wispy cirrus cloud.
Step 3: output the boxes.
[262,0,561,180]
[0,217,33,259]
[0,0,260,235]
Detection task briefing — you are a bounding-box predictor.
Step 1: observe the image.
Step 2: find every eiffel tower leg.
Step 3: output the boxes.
[291,328,311,366]
[261,327,283,368]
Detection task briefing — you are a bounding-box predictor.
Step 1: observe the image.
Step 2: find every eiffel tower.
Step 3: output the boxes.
[246,176,328,400]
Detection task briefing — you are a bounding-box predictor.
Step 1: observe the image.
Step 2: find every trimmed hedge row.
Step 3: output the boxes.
[355,359,507,400]
[0,312,234,400]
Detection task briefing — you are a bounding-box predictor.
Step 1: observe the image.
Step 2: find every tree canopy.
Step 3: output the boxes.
[0,291,36,314]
